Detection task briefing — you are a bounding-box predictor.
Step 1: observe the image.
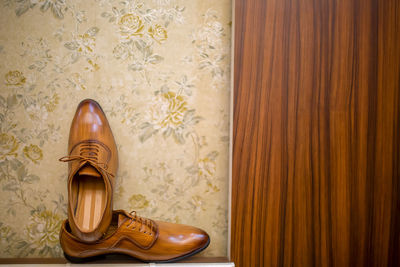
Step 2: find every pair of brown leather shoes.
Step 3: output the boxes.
[59,99,209,263]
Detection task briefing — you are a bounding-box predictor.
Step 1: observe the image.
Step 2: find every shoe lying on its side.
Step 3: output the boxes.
[59,99,118,242]
[60,210,210,263]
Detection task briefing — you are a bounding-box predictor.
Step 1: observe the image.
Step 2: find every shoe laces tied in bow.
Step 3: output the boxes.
[59,143,114,177]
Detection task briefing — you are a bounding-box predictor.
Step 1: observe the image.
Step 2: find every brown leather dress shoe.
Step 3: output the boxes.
[59,99,118,242]
[60,210,210,263]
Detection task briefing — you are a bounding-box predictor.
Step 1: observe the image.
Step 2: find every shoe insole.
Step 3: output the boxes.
[74,166,106,232]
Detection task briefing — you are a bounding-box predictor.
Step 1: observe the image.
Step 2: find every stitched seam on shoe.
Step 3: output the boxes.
[109,233,158,250]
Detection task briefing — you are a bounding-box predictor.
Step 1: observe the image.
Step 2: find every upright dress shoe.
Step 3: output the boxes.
[59,99,118,242]
[60,210,210,262]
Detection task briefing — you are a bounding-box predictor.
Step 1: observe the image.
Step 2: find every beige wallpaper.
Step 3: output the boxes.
[0,0,231,258]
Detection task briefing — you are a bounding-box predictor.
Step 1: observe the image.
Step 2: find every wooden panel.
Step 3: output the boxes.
[231,0,400,266]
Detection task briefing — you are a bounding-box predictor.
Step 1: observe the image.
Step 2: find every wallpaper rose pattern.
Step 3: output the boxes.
[0,0,231,258]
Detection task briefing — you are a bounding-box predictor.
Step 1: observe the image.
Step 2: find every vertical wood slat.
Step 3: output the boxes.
[231,0,400,266]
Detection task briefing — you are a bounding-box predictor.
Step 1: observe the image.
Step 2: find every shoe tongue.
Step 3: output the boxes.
[118,213,127,228]
[78,165,101,177]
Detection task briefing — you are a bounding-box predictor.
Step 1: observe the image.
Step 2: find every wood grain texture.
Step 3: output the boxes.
[231,0,400,266]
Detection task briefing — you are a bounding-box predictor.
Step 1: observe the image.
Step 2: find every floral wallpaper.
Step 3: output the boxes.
[0,0,231,258]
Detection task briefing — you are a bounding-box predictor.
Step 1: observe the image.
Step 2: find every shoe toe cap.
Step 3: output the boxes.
[155,221,210,255]
[75,99,105,126]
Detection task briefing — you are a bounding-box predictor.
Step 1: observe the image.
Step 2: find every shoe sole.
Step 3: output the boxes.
[64,237,211,263]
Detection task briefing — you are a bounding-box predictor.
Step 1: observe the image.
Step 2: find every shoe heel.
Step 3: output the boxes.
[64,252,106,263]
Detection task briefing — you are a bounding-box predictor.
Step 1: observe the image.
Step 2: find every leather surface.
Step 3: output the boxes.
[64,99,118,242]
[59,210,210,262]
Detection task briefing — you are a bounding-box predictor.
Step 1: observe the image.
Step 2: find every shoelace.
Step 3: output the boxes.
[127,211,156,236]
[59,143,114,177]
